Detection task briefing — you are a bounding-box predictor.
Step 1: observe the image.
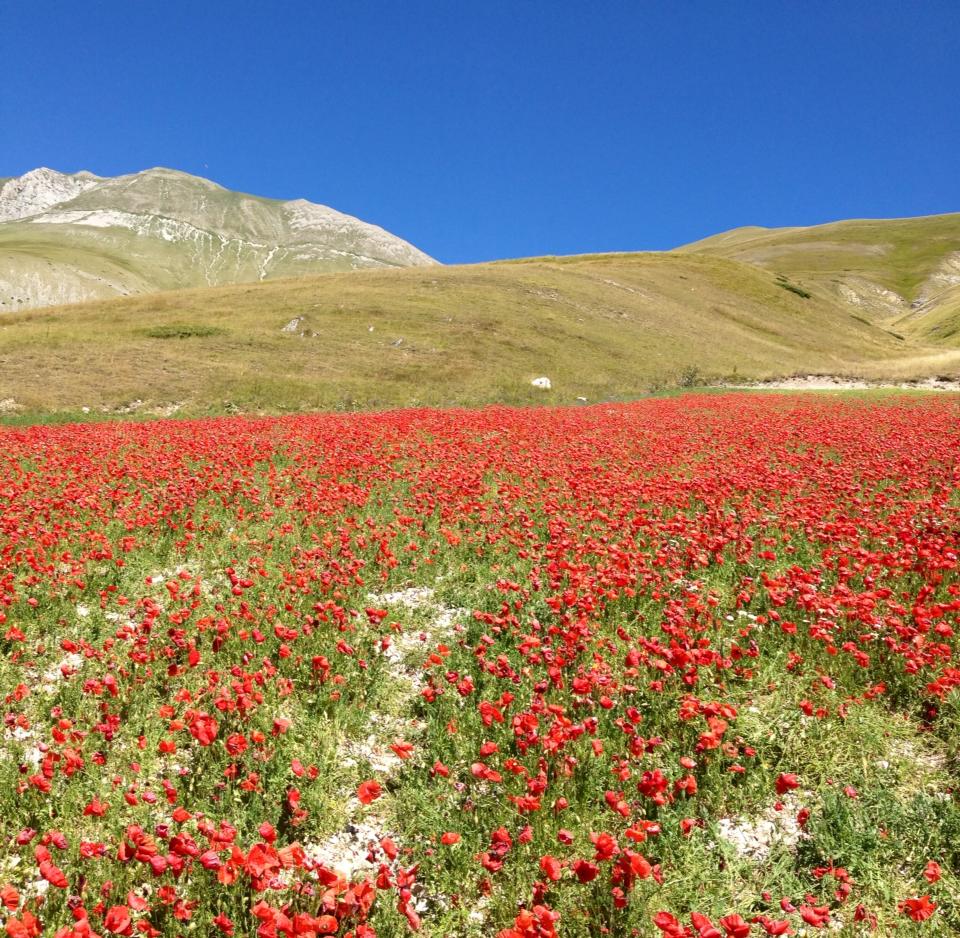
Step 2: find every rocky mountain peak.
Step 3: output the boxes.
[0,168,101,223]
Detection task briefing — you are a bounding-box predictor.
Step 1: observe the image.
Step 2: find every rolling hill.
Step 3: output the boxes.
[677,213,960,342]
[0,167,436,311]
[0,249,944,418]
[4,197,960,419]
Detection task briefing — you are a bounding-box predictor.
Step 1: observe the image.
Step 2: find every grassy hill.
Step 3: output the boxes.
[678,213,960,331]
[897,283,960,344]
[0,250,942,419]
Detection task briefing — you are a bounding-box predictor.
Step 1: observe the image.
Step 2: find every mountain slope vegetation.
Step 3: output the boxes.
[678,212,960,340]
[4,202,960,419]
[0,250,938,417]
[0,167,436,311]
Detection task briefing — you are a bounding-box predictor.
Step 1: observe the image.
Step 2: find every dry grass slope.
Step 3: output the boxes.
[679,213,960,338]
[0,250,944,419]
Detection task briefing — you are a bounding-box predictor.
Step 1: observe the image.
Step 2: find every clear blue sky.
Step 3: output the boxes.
[2,1,959,264]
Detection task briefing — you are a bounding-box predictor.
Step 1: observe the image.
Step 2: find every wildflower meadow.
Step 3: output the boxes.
[2,394,959,937]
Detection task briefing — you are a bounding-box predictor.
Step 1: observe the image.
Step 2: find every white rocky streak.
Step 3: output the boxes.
[912,251,960,308]
[284,199,435,267]
[726,374,960,392]
[258,245,279,280]
[302,585,467,891]
[836,279,906,314]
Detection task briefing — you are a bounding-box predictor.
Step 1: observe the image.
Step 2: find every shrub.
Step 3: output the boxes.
[143,323,224,339]
[777,281,812,299]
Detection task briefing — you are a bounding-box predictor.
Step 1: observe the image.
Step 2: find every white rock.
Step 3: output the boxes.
[531,376,552,390]
[0,168,100,222]
[717,792,808,861]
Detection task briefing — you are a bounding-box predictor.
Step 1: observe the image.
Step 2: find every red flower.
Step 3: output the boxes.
[798,905,830,928]
[187,712,219,747]
[38,860,68,889]
[590,831,617,861]
[103,905,132,935]
[390,740,415,760]
[754,918,792,936]
[539,855,563,881]
[653,911,692,937]
[775,773,800,795]
[899,896,937,922]
[719,914,750,938]
[0,886,20,911]
[572,859,599,883]
[357,780,382,804]
[690,911,722,937]
[3,911,41,938]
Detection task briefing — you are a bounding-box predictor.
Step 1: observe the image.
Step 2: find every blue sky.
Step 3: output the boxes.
[2,1,959,263]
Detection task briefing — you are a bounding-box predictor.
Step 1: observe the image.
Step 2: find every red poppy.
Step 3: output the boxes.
[573,859,599,883]
[357,780,382,804]
[187,712,219,747]
[899,896,937,922]
[775,773,800,795]
[690,911,721,937]
[539,855,563,881]
[103,905,132,935]
[718,914,750,938]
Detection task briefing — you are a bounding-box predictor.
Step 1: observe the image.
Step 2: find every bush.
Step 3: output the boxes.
[143,323,224,339]
[777,281,812,299]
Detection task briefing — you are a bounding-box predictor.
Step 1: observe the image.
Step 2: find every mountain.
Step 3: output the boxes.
[0,167,437,310]
[677,213,960,343]
[0,250,944,418]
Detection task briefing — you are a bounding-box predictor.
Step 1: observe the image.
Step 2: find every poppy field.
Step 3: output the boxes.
[2,393,960,938]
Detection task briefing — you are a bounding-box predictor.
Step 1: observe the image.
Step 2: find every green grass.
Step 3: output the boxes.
[142,323,226,339]
[680,213,960,302]
[0,251,945,419]
[894,284,960,346]
[4,195,960,418]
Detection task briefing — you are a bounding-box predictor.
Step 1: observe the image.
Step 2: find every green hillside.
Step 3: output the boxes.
[895,283,960,345]
[0,250,939,419]
[678,213,960,335]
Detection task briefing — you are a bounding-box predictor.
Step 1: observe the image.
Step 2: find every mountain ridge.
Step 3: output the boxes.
[0,167,436,310]
[4,181,960,417]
